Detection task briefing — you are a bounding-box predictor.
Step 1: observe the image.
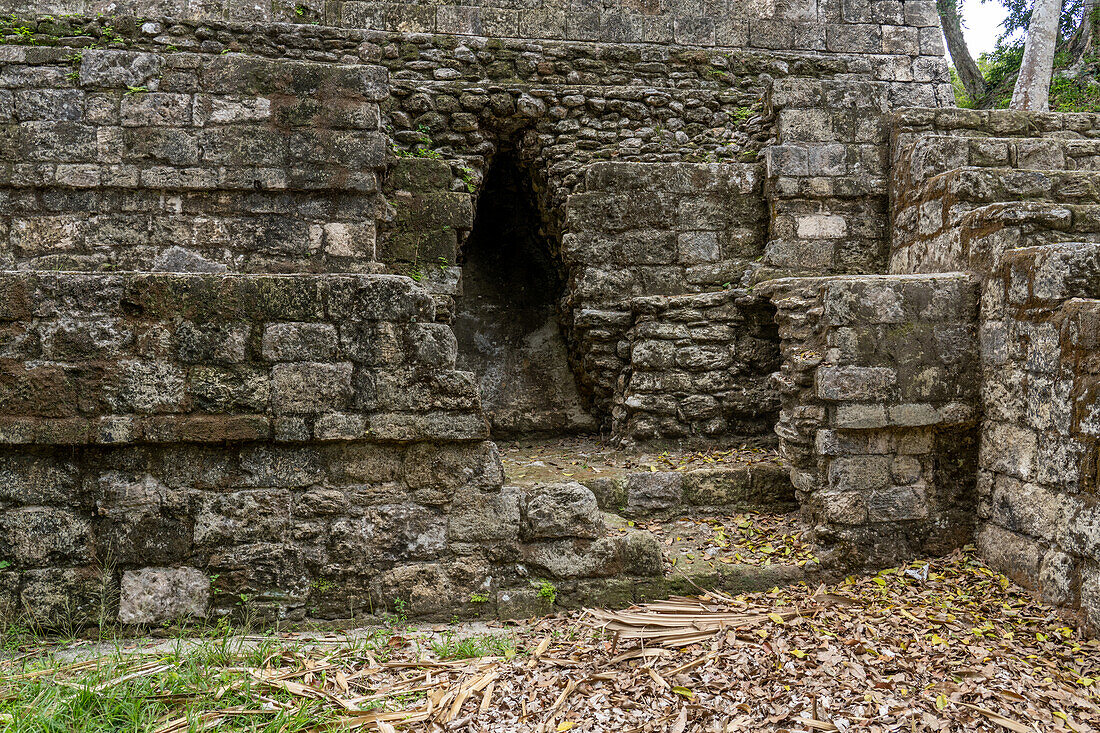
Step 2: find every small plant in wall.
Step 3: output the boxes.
[469,592,490,603]
[124,85,148,96]
[536,580,557,606]
[458,166,477,193]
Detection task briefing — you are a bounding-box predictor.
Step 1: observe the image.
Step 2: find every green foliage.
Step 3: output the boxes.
[0,639,343,731]
[997,0,1085,44]
[536,580,557,605]
[392,124,443,159]
[948,65,971,107]
[0,14,38,45]
[1050,73,1100,111]
[469,592,490,603]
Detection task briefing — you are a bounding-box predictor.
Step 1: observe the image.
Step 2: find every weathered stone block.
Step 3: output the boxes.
[524,482,603,540]
[118,567,211,624]
[80,50,164,89]
[262,323,338,362]
[828,455,890,491]
[271,362,353,414]
[0,507,92,566]
[816,365,896,401]
[626,472,683,513]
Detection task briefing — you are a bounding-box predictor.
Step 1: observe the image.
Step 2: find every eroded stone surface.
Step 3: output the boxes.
[118,567,211,625]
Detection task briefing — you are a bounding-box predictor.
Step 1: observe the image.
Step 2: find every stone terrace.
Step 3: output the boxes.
[6,2,1100,636]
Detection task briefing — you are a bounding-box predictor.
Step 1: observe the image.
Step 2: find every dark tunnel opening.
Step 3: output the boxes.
[451,151,597,437]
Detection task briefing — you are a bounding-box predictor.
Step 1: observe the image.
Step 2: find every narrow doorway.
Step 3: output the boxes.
[451,153,596,437]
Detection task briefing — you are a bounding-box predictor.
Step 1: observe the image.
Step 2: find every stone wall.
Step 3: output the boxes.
[0,0,962,625]
[613,289,779,444]
[0,0,953,49]
[0,45,388,274]
[0,6,952,437]
[0,271,665,625]
[977,241,1100,627]
[889,108,1100,275]
[567,162,768,422]
[760,273,979,569]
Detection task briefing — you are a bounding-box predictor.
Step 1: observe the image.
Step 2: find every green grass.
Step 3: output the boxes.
[0,618,419,732]
[0,650,342,731]
[429,632,518,660]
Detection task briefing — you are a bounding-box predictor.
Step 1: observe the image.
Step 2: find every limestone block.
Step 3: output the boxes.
[524,483,604,540]
[80,50,164,90]
[977,523,1041,588]
[314,412,367,440]
[405,323,457,368]
[866,484,928,522]
[403,441,503,496]
[447,486,522,543]
[14,89,83,122]
[19,567,115,627]
[118,567,211,624]
[979,421,1038,482]
[0,453,81,505]
[152,246,228,273]
[1039,550,1078,607]
[827,455,890,491]
[175,322,249,364]
[120,92,193,126]
[627,472,683,513]
[816,490,868,524]
[271,362,352,414]
[194,489,292,547]
[329,504,447,564]
[262,323,338,362]
[677,231,720,263]
[816,365,896,401]
[833,403,888,429]
[886,403,940,426]
[796,214,847,238]
[0,507,92,567]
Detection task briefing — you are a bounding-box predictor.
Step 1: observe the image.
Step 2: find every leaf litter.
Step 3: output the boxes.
[3,549,1100,731]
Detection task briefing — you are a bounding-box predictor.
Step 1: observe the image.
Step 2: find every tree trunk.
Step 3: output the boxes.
[1066,0,1099,66]
[1011,0,1065,110]
[936,0,986,101]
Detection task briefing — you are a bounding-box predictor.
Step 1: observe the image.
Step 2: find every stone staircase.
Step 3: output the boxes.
[891,111,1100,277]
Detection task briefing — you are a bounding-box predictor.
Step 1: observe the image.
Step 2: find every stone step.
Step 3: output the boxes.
[892,168,1100,270]
[894,136,1100,210]
[581,461,796,518]
[892,201,1100,274]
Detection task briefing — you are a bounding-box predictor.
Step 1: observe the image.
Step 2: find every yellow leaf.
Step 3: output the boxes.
[790,649,807,658]
[936,694,948,711]
[557,723,575,732]
[768,613,785,625]
[671,686,695,700]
